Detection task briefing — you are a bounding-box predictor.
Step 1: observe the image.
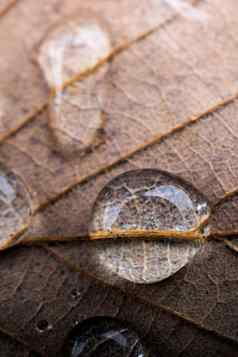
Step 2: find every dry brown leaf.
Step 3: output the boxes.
[1,0,238,217]
[22,98,238,348]
[0,0,173,141]
[1,0,238,355]
[0,329,37,357]
[0,245,236,356]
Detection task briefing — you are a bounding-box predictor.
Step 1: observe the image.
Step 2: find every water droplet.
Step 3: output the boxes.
[38,17,111,89]
[49,74,106,155]
[0,163,31,249]
[62,316,150,357]
[36,320,52,333]
[38,17,111,155]
[71,288,81,300]
[89,169,210,283]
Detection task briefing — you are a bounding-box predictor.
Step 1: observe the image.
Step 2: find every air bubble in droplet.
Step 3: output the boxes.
[89,169,210,284]
[0,163,31,250]
[62,316,151,357]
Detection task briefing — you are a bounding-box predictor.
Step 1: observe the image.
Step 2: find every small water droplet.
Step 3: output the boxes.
[36,320,52,333]
[0,163,31,249]
[71,289,81,299]
[38,17,111,155]
[49,75,106,155]
[89,169,210,283]
[62,316,151,357]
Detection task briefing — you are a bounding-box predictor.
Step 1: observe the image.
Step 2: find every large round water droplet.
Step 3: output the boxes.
[89,169,210,283]
[62,317,150,357]
[0,163,31,249]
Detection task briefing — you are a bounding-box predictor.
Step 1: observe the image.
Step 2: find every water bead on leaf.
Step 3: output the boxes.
[38,16,111,155]
[0,163,31,250]
[48,75,107,155]
[38,17,111,89]
[89,169,210,284]
[90,169,210,239]
[62,316,151,357]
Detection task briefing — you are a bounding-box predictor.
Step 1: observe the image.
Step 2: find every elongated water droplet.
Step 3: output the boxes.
[0,163,31,249]
[38,17,111,155]
[89,169,210,283]
[49,73,106,155]
[62,317,151,357]
[38,17,111,89]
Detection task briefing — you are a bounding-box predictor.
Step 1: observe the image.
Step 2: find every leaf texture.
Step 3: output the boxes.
[1,0,238,355]
[0,245,236,356]
[0,0,173,141]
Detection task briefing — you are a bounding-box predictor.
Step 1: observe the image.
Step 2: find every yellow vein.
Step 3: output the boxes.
[0,104,47,143]
[0,16,177,145]
[34,91,238,215]
[5,90,238,251]
[0,0,18,18]
[0,0,204,143]
[213,188,238,209]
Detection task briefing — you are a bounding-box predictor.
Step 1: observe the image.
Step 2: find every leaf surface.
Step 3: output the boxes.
[1,0,238,355]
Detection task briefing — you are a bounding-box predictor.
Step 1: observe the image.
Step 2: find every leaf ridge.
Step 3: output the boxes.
[33,91,238,215]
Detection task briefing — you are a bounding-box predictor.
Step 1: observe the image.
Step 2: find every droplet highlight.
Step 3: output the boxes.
[89,169,210,283]
[0,163,31,249]
[62,316,150,357]
[164,0,207,22]
[38,18,111,89]
[38,17,111,154]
